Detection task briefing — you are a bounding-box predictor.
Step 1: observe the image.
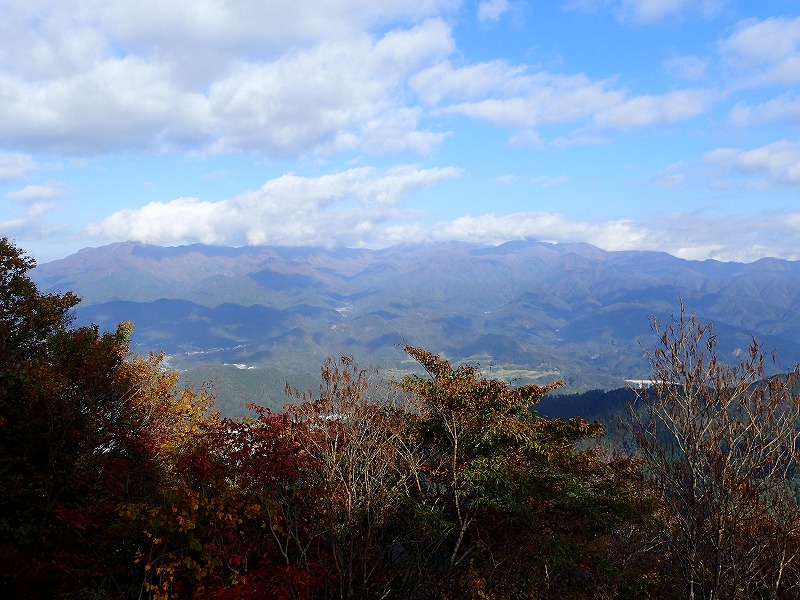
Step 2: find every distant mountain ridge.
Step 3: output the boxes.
[33,240,800,401]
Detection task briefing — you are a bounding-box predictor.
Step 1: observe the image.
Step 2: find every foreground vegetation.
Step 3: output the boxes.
[3,237,800,599]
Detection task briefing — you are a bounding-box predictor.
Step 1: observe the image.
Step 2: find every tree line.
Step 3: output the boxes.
[2,237,800,599]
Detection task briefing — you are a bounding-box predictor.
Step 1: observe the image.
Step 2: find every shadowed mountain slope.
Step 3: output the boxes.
[34,240,800,404]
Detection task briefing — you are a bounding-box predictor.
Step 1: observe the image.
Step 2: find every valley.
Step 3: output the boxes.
[33,239,800,415]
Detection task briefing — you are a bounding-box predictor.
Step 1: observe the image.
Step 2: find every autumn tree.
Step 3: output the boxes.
[269,349,659,599]
[0,238,224,599]
[215,406,329,600]
[110,359,239,600]
[399,345,657,599]
[0,237,671,598]
[0,238,137,596]
[630,303,800,600]
[278,356,411,599]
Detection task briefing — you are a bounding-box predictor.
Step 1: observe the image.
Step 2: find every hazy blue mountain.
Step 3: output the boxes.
[33,240,800,413]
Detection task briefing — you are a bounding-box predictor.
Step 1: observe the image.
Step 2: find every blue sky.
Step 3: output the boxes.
[2,0,800,263]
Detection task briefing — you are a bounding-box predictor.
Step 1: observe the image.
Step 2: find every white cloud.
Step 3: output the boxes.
[411,60,528,106]
[381,209,800,262]
[7,183,64,203]
[415,212,648,250]
[378,212,646,250]
[0,2,456,157]
[650,162,686,188]
[1,0,455,75]
[0,152,35,183]
[704,141,800,187]
[207,20,454,156]
[387,211,646,255]
[88,165,460,246]
[477,0,510,22]
[592,88,716,130]
[729,93,800,128]
[636,211,800,262]
[81,155,800,261]
[720,17,800,66]
[509,129,545,146]
[413,57,715,136]
[360,108,450,154]
[0,57,211,154]
[414,61,625,128]
[0,0,730,160]
[663,55,709,82]
[0,180,60,238]
[719,17,800,87]
[94,0,456,57]
[88,197,226,245]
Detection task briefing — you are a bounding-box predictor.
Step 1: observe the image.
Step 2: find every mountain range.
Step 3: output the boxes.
[32,239,800,414]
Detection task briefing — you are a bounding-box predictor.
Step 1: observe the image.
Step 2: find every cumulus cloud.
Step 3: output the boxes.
[0,152,35,183]
[729,93,800,128]
[0,0,728,158]
[412,212,648,250]
[93,0,456,59]
[634,211,800,262]
[412,58,714,136]
[0,2,455,157]
[1,180,61,239]
[413,61,624,127]
[704,141,800,187]
[7,183,64,203]
[592,88,716,130]
[73,155,800,262]
[477,0,510,22]
[4,0,798,266]
[411,60,527,106]
[88,165,460,246]
[0,57,211,154]
[719,16,800,87]
[649,162,687,188]
[97,166,784,262]
[89,197,219,245]
[1,0,455,80]
[380,209,800,262]
[206,20,454,156]
[360,108,449,154]
[663,55,709,82]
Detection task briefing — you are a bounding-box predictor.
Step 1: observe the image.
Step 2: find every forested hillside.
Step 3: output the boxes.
[6,237,800,599]
[33,240,800,414]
